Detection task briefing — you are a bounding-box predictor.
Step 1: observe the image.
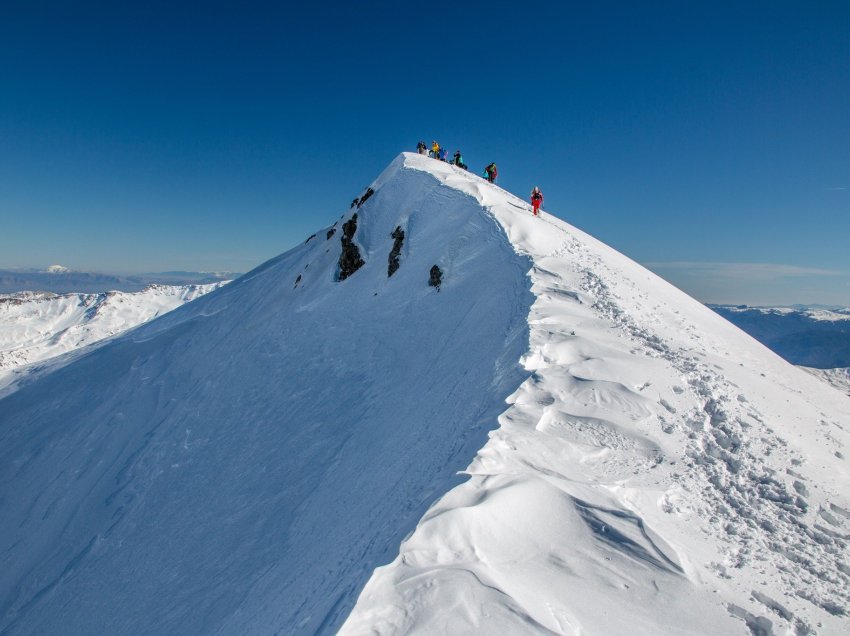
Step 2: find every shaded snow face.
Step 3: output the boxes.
[0,161,532,634]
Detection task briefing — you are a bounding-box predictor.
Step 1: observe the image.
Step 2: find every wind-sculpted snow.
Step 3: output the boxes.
[340,154,850,635]
[1,153,849,635]
[0,156,531,635]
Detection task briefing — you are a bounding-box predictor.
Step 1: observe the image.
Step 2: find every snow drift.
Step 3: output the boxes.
[1,153,848,635]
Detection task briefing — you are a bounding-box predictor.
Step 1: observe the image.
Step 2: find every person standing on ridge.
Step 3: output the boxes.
[417,141,427,155]
[440,148,449,162]
[531,186,544,216]
[453,150,467,170]
[485,162,497,183]
[431,140,440,159]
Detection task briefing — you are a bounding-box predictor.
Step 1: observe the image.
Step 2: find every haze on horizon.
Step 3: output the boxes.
[1,2,848,305]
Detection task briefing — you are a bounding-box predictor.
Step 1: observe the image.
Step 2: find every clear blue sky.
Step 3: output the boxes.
[2,1,848,304]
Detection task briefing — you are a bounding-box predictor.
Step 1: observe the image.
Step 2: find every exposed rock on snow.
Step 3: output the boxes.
[428,264,442,290]
[357,186,375,208]
[387,226,404,277]
[338,213,365,281]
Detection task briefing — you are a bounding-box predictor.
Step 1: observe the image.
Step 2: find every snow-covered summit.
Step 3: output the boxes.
[1,153,848,635]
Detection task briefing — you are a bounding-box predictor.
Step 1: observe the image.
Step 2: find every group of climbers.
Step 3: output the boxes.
[418,140,469,171]
[416,140,444,160]
[416,140,543,216]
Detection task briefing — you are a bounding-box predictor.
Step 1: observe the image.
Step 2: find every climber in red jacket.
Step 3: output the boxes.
[531,186,543,216]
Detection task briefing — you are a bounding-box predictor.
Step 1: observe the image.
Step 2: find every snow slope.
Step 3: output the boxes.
[1,153,848,635]
[0,283,226,395]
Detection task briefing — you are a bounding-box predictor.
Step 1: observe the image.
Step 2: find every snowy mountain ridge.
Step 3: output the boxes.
[0,153,848,635]
[341,156,850,635]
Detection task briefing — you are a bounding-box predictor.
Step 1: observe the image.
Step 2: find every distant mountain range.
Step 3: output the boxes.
[710,304,850,369]
[0,268,239,294]
[0,283,227,395]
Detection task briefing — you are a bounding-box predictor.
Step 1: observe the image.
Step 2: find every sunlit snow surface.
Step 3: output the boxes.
[1,154,849,635]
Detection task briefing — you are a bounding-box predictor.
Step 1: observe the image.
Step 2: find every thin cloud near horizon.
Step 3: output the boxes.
[644,262,846,279]
[641,261,850,305]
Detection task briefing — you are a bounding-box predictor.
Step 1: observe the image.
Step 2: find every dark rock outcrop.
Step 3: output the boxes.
[338,214,365,281]
[356,187,374,208]
[305,234,316,244]
[387,226,405,277]
[327,228,336,240]
[294,274,302,288]
[428,265,443,290]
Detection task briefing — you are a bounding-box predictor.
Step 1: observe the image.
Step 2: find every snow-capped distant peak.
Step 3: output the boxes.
[45,264,71,273]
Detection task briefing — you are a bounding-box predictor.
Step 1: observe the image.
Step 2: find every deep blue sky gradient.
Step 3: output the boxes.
[2,1,848,303]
